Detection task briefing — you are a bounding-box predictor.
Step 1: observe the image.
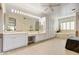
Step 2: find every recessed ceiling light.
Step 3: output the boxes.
[14,10,17,13]
[21,11,23,14]
[11,9,14,13]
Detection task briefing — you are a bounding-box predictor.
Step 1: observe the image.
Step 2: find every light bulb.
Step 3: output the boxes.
[15,10,16,13]
[11,9,14,13]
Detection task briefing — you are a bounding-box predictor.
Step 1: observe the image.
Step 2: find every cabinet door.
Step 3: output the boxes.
[0,38,3,52]
[3,33,28,51]
[35,33,48,42]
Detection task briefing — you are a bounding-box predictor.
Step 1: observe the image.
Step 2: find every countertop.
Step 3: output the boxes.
[0,31,46,36]
[3,32,27,34]
[27,31,46,36]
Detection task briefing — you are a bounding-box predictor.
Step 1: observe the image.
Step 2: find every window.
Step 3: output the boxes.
[66,22,70,30]
[70,21,75,30]
[60,21,75,30]
[60,23,63,30]
[63,23,66,30]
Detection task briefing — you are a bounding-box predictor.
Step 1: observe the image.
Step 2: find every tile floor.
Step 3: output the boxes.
[0,38,79,55]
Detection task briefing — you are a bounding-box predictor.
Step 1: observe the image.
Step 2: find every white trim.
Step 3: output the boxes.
[56,13,76,19]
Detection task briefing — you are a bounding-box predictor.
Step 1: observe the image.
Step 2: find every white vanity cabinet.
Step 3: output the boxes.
[35,33,55,42]
[0,34,3,52]
[35,33,48,42]
[3,33,28,51]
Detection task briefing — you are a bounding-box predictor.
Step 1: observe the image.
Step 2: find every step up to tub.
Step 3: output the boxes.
[65,37,79,53]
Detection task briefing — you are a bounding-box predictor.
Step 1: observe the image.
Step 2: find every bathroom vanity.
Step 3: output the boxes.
[0,32,28,52]
[28,32,51,43]
[0,13,47,52]
[0,33,3,52]
[0,6,55,52]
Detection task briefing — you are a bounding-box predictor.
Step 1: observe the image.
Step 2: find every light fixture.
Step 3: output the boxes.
[11,9,41,19]
[19,11,22,14]
[14,10,16,13]
[11,9,14,13]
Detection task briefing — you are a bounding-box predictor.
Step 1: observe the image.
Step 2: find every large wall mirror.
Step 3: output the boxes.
[24,16,46,33]
[39,17,46,33]
[4,13,46,33]
[4,14,16,32]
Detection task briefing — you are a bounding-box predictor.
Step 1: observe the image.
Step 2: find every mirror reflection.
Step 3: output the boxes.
[4,12,46,34]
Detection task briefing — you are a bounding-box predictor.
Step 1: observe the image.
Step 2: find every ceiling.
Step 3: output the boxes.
[5,3,66,17]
